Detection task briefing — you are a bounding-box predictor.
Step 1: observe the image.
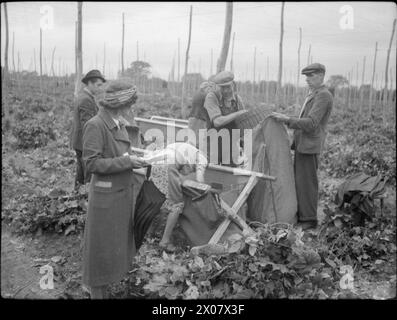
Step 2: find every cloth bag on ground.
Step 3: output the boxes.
[178,185,244,247]
[335,173,387,219]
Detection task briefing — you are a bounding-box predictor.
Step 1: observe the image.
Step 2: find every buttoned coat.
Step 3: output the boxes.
[82,107,139,287]
[288,85,333,154]
[70,89,99,151]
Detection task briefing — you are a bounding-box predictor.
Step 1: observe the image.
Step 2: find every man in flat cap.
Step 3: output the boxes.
[204,70,247,165]
[70,69,106,188]
[270,63,333,230]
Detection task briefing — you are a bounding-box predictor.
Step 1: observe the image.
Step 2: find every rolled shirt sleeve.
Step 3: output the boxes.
[204,92,222,125]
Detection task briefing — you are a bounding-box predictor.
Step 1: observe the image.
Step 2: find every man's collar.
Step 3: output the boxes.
[308,84,325,95]
[83,87,95,99]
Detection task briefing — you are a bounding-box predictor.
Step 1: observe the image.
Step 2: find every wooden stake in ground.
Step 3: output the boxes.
[296,27,302,104]
[40,29,43,77]
[369,41,378,117]
[355,61,359,106]
[266,56,269,104]
[181,5,193,118]
[389,67,394,107]
[2,2,11,129]
[51,47,56,77]
[383,18,396,122]
[230,32,235,73]
[74,2,83,98]
[178,38,180,83]
[276,2,285,106]
[216,2,233,73]
[121,12,125,74]
[34,48,37,73]
[12,31,15,72]
[39,28,43,93]
[360,56,366,114]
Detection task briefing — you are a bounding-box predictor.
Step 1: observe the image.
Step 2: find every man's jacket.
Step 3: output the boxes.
[288,85,333,154]
[70,89,98,151]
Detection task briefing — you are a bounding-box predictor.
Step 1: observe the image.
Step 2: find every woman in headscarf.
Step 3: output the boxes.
[82,79,148,299]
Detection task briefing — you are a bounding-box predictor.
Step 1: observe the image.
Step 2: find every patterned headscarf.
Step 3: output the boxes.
[98,80,138,109]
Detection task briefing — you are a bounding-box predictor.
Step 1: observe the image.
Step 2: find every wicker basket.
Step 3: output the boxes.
[234,106,273,130]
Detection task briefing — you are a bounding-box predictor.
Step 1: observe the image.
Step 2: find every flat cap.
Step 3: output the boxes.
[301,63,326,75]
[212,71,234,86]
[82,69,106,84]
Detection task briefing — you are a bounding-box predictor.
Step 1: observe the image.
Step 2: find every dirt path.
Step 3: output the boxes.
[1,225,84,299]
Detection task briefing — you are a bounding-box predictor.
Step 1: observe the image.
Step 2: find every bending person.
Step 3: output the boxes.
[142,143,208,252]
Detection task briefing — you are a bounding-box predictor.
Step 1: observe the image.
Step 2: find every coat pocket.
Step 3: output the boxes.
[91,186,126,209]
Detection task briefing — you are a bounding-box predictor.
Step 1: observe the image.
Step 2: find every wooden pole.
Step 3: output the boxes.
[74,2,83,97]
[276,2,285,106]
[2,2,10,129]
[136,41,139,61]
[12,31,15,72]
[354,61,359,106]
[121,12,125,74]
[266,56,269,104]
[181,5,193,118]
[216,2,233,73]
[375,73,379,107]
[389,67,394,107]
[383,18,396,122]
[369,42,378,117]
[360,56,366,114]
[34,48,37,73]
[51,46,56,77]
[40,28,43,92]
[17,51,20,72]
[177,38,180,82]
[296,27,302,104]
[230,32,235,73]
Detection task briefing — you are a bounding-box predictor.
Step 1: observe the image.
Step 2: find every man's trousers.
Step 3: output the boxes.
[74,150,85,188]
[294,152,319,222]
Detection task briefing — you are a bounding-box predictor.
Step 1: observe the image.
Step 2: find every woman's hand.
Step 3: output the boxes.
[129,155,148,168]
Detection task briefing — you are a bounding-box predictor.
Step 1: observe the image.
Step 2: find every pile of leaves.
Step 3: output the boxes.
[118,223,353,299]
[2,188,88,235]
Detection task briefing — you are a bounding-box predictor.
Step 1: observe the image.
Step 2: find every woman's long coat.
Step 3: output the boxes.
[82,107,143,287]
